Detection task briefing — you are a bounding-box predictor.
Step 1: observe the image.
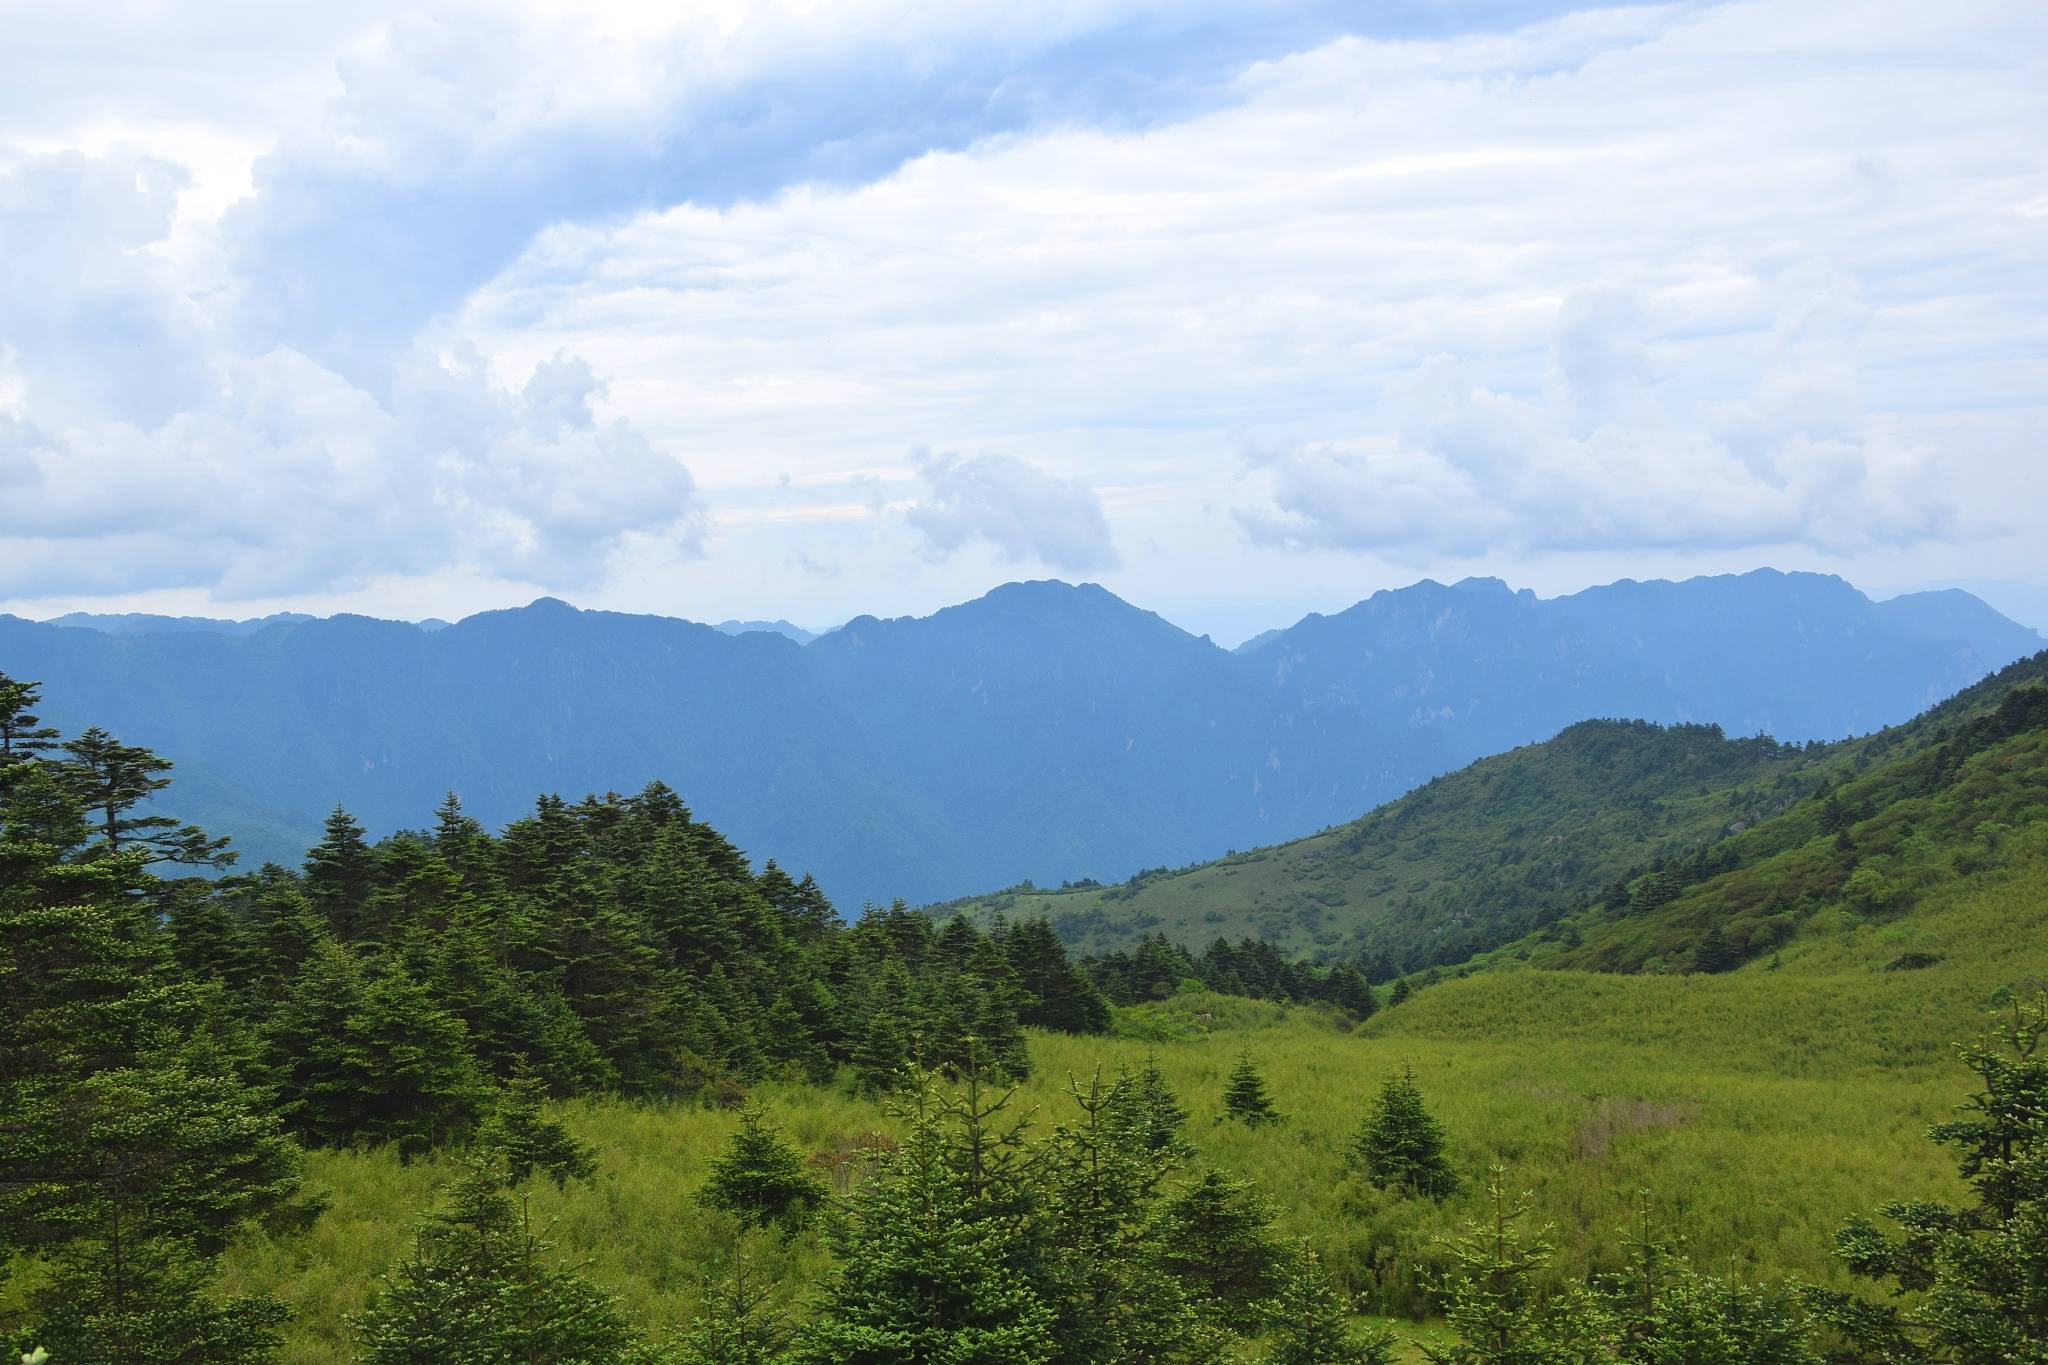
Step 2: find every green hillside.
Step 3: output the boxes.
[230,820,2048,1362]
[939,652,2048,974]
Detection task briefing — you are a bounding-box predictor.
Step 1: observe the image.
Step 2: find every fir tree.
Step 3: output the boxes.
[678,1244,792,1365]
[1151,1171,1289,1314]
[304,806,377,943]
[1689,925,1738,975]
[1420,1168,1607,1365]
[1039,1069,1218,1363]
[1814,990,2048,1361]
[0,671,61,766]
[264,940,487,1153]
[1350,1065,1457,1199]
[355,1159,660,1365]
[1389,979,1413,1007]
[1599,1192,1821,1364]
[1221,1051,1283,1126]
[794,1068,1056,1364]
[479,1073,597,1189]
[699,1104,827,1232]
[1265,1243,1395,1365]
[59,727,230,867]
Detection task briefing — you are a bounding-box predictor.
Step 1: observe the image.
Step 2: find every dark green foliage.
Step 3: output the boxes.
[699,1105,827,1232]
[354,1160,660,1364]
[1420,1169,1606,1364]
[1351,1065,1457,1199]
[1599,1193,1821,1364]
[795,1068,1057,1364]
[1152,1170,1289,1313]
[1265,1243,1395,1365]
[1038,1069,1218,1362]
[264,939,488,1153]
[0,697,300,1362]
[1222,1051,1283,1126]
[1005,916,1111,1033]
[678,1246,793,1365]
[1814,991,2048,1361]
[1689,924,1739,974]
[21,1233,290,1365]
[479,1073,598,1188]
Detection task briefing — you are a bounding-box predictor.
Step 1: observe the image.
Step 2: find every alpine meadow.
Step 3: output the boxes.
[5,3,2048,1364]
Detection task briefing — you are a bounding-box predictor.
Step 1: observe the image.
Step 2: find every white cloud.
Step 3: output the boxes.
[3,0,2045,621]
[460,0,2044,585]
[904,449,1119,572]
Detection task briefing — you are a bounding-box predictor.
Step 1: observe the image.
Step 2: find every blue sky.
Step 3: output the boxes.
[1,0,2043,642]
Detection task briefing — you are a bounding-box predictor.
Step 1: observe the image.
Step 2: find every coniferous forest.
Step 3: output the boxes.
[5,661,2047,1363]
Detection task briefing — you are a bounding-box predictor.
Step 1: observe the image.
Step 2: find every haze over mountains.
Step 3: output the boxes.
[2,569,2037,908]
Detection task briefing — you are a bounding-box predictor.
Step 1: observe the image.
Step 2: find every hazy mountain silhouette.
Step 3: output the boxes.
[5,569,2035,907]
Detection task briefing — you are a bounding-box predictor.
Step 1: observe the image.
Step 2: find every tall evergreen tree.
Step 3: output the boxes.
[1265,1243,1395,1365]
[303,806,377,943]
[0,671,61,765]
[699,1105,827,1232]
[678,1245,793,1365]
[795,1069,1056,1364]
[1221,1051,1283,1126]
[479,1073,597,1189]
[1350,1065,1457,1198]
[1151,1171,1288,1315]
[1419,1169,1607,1365]
[355,1159,661,1364]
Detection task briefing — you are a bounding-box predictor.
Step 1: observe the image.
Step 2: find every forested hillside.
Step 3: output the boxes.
[952,651,2048,980]
[2,570,2033,909]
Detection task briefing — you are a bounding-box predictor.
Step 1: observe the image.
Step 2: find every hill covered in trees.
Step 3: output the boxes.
[3,570,2035,909]
[946,650,2048,981]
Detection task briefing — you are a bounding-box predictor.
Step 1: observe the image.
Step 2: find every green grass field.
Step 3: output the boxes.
[225,835,2046,1363]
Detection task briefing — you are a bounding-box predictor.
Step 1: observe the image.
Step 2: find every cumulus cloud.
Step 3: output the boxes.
[903,449,1119,572]
[1239,280,1961,559]
[459,0,2042,593]
[0,151,701,598]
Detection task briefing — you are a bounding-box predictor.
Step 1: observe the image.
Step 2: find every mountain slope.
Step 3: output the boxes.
[949,649,2048,971]
[3,573,2037,908]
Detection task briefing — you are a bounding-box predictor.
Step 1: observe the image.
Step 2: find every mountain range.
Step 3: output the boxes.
[2,569,2037,908]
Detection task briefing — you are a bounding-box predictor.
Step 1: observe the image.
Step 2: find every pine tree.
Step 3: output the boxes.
[1265,1243,1395,1365]
[794,1069,1056,1364]
[355,1159,661,1364]
[479,1073,597,1189]
[59,728,231,867]
[265,940,487,1153]
[1221,1051,1283,1126]
[1689,925,1738,975]
[1815,990,2048,1361]
[678,1244,793,1365]
[1,733,299,1364]
[1389,979,1412,1007]
[0,671,61,766]
[699,1105,827,1232]
[304,806,377,942]
[1419,1168,1608,1365]
[1151,1171,1289,1313]
[24,1229,290,1365]
[1039,1070,1218,1362]
[1599,1191,1821,1364]
[1350,1065,1457,1198]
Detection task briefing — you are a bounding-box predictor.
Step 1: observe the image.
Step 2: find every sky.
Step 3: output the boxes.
[2,0,2044,645]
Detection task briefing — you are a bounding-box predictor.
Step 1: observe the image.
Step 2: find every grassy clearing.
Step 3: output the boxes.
[226,840,2044,1362]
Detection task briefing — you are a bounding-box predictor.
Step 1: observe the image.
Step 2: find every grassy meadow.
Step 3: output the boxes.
[225,836,2045,1363]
